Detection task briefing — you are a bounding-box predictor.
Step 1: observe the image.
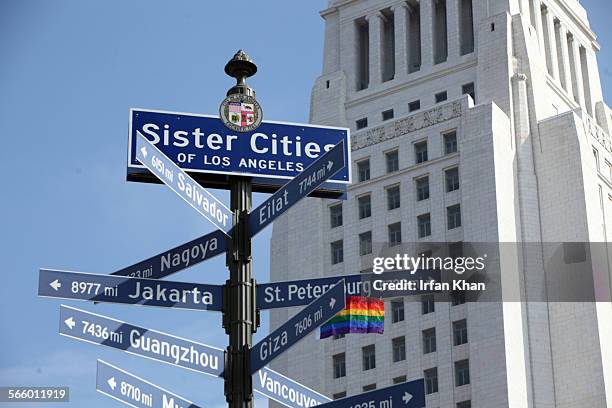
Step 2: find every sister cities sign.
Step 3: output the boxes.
[127,108,351,197]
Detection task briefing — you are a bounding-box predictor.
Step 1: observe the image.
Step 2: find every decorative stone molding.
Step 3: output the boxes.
[583,114,612,153]
[351,100,463,151]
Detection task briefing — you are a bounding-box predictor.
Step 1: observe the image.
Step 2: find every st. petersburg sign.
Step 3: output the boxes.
[127,109,351,197]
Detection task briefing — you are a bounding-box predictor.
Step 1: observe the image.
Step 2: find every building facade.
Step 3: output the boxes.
[269,0,612,407]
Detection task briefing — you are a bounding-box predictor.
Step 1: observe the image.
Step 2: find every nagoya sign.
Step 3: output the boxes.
[39,269,222,311]
[249,140,346,237]
[250,280,345,373]
[111,229,227,280]
[97,360,202,408]
[127,109,351,196]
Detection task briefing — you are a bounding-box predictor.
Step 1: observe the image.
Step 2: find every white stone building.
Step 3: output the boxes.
[269,0,612,407]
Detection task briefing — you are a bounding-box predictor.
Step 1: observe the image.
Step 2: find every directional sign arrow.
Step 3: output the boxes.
[50,279,61,291]
[110,229,227,280]
[60,305,224,377]
[64,317,75,330]
[248,140,346,237]
[257,269,442,310]
[317,379,425,408]
[135,131,233,235]
[250,279,345,374]
[97,360,202,408]
[107,377,117,391]
[39,269,222,311]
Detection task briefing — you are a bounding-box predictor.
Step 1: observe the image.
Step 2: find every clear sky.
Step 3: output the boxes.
[0,1,610,407]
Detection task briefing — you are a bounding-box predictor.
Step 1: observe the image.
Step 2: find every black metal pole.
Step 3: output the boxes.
[224,176,255,408]
[221,50,260,408]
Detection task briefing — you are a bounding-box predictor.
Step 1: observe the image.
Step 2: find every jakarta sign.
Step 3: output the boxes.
[127,109,351,197]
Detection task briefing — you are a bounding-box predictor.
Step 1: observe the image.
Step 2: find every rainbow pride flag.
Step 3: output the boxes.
[320,296,384,339]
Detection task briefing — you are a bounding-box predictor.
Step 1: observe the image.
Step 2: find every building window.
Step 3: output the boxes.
[435,91,448,103]
[416,176,430,201]
[459,0,474,54]
[333,333,345,340]
[362,345,376,371]
[417,213,431,238]
[357,159,371,182]
[386,149,399,173]
[359,231,373,256]
[444,131,457,154]
[593,148,600,171]
[381,7,395,81]
[422,295,435,314]
[453,319,468,346]
[423,328,437,354]
[363,384,377,392]
[445,167,460,191]
[391,300,405,323]
[330,204,343,228]
[387,185,400,210]
[393,376,407,384]
[382,109,394,121]
[433,0,448,63]
[415,141,428,163]
[358,195,372,219]
[451,290,466,305]
[457,401,471,408]
[356,118,368,130]
[455,359,470,386]
[447,204,461,229]
[333,392,347,400]
[462,82,475,101]
[408,100,421,112]
[424,368,439,394]
[388,223,402,247]
[331,240,344,265]
[356,18,369,90]
[392,336,406,362]
[333,353,346,378]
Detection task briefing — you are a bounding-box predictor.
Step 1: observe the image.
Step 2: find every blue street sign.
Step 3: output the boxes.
[39,269,222,311]
[257,270,442,310]
[248,140,346,237]
[254,367,331,408]
[97,360,202,408]
[135,132,233,234]
[60,305,224,377]
[128,109,351,197]
[111,229,227,279]
[250,280,345,373]
[317,379,425,408]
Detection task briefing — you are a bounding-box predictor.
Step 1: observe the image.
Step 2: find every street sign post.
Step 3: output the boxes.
[317,380,425,408]
[250,280,345,374]
[135,131,233,234]
[253,367,331,408]
[111,229,227,279]
[60,305,224,377]
[97,360,202,408]
[128,110,351,198]
[39,269,223,311]
[248,140,346,237]
[38,50,356,408]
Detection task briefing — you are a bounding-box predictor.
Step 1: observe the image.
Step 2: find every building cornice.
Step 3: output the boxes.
[345,58,477,108]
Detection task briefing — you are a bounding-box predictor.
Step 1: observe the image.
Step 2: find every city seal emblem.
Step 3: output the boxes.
[219,93,263,132]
